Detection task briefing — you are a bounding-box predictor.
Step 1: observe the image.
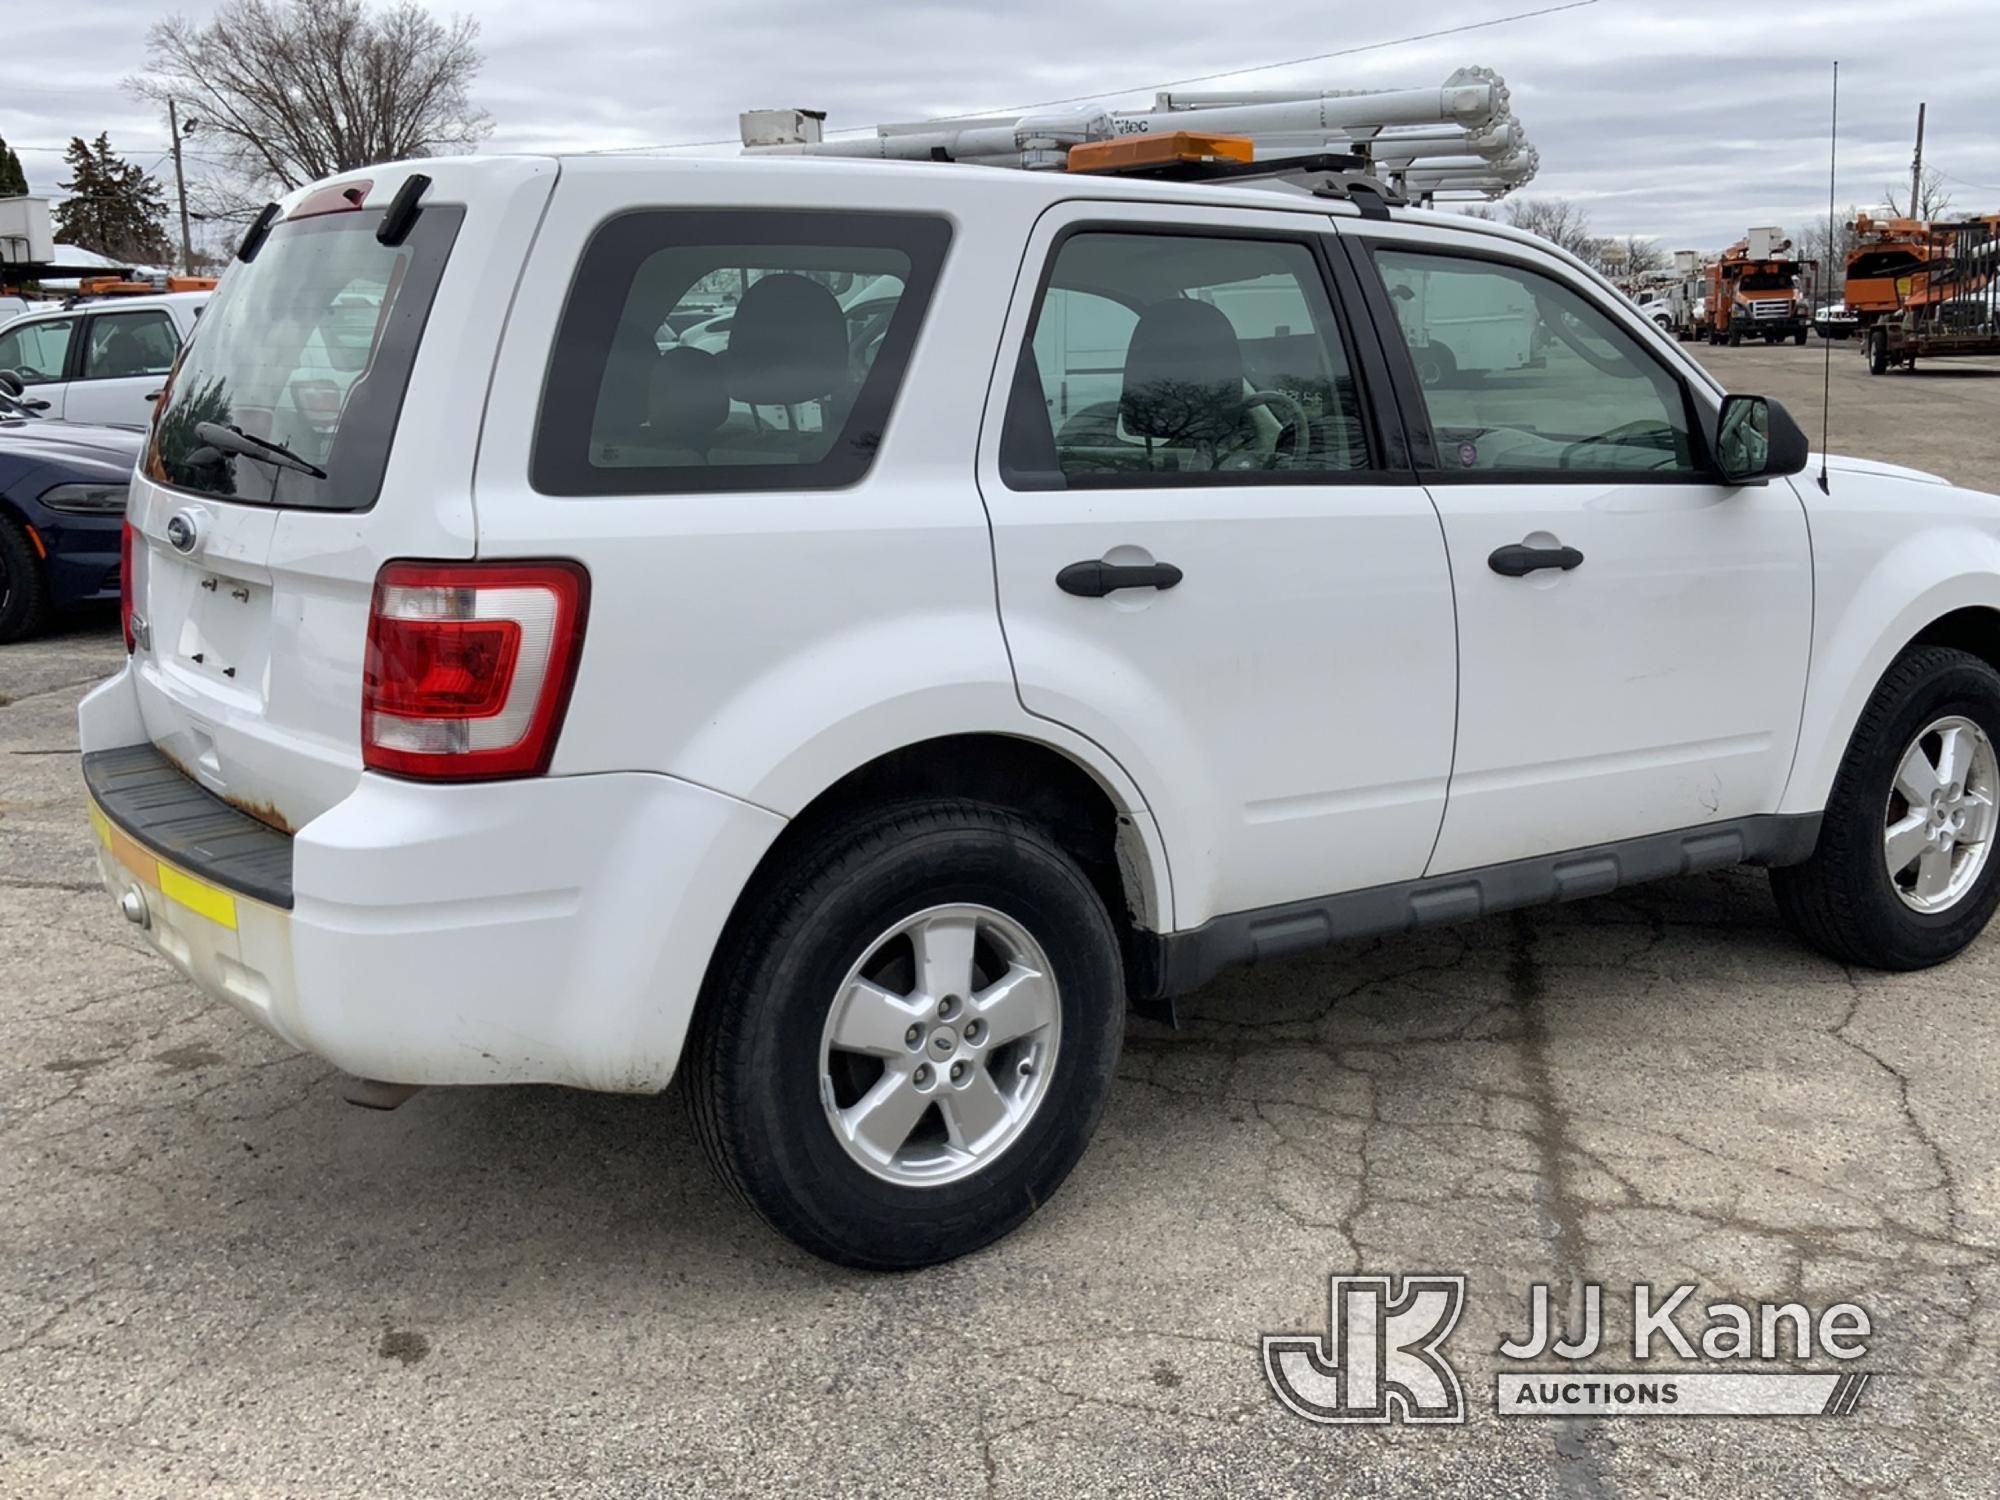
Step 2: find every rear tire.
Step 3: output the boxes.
[684,798,1125,1269]
[1773,646,2000,970]
[0,514,52,644]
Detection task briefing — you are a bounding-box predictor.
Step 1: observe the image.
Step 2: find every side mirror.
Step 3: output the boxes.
[0,371,22,397]
[1715,394,1810,484]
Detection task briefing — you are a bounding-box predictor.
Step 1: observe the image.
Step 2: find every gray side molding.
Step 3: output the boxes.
[1153,813,1822,998]
[83,744,295,909]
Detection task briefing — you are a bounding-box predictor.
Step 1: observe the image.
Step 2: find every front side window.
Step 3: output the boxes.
[1002,231,1370,487]
[83,311,179,379]
[1374,248,1697,476]
[532,211,951,496]
[0,317,76,383]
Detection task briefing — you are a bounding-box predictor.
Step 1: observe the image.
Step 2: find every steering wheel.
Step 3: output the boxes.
[1242,389,1312,469]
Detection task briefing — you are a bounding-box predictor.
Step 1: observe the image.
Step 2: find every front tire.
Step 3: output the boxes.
[0,514,52,644]
[1773,647,2000,969]
[684,799,1125,1269]
[1415,341,1458,388]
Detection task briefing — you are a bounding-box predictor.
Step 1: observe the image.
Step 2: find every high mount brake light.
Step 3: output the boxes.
[363,560,589,780]
[290,179,374,220]
[1066,132,1255,174]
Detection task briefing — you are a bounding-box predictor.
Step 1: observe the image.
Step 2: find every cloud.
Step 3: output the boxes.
[3,0,1995,250]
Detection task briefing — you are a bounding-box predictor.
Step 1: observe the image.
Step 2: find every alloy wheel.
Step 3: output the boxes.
[817,903,1060,1187]
[1884,714,1999,912]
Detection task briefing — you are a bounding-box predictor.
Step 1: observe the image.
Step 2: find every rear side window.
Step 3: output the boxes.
[0,317,76,383]
[147,203,464,510]
[532,210,950,496]
[1001,230,1372,489]
[83,311,179,379]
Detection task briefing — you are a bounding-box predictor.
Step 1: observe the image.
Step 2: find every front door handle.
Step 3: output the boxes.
[1056,560,1184,597]
[1488,543,1584,578]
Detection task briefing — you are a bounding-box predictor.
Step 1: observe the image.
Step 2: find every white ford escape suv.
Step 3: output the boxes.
[80,152,2000,1269]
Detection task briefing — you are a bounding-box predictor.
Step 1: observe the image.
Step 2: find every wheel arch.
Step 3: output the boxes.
[1783,552,2000,816]
[701,731,1176,1013]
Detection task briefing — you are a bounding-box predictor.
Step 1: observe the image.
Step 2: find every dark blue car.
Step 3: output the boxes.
[0,410,143,642]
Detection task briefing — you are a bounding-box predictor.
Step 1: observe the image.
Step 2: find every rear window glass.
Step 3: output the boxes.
[532,210,950,496]
[146,203,462,510]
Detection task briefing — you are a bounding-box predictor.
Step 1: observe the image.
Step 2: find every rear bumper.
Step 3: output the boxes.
[78,667,786,1092]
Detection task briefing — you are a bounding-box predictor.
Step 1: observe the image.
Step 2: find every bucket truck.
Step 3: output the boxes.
[1706,229,1809,346]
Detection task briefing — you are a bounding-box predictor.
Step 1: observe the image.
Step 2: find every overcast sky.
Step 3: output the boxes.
[6,0,1998,252]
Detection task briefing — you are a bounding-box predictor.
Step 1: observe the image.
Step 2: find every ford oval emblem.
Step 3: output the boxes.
[166,511,199,554]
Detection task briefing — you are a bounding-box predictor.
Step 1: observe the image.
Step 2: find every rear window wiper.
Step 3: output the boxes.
[193,421,329,480]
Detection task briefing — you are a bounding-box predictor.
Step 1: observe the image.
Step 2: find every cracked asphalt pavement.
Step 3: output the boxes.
[5,346,2000,1497]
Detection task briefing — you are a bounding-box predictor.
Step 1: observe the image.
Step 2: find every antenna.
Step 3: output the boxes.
[1817,61,1838,495]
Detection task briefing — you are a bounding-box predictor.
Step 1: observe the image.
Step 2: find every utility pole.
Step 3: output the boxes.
[168,99,193,274]
[1910,101,1926,220]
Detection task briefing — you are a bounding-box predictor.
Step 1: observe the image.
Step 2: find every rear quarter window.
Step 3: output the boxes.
[531,210,951,496]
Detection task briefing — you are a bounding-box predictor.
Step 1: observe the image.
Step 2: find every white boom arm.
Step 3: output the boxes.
[740,67,1539,200]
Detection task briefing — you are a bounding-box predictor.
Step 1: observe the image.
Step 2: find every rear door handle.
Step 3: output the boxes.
[1488,543,1584,578]
[1056,560,1184,597]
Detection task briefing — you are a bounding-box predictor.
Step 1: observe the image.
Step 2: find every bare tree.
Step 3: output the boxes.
[1796,208,1861,303]
[1882,166,1954,220]
[1502,197,1607,267]
[131,0,490,219]
[1610,235,1664,279]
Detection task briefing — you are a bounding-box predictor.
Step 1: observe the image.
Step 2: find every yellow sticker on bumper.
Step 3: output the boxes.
[158,864,239,931]
[89,796,240,931]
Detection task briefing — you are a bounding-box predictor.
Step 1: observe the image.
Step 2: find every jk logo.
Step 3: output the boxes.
[1262,1274,1467,1425]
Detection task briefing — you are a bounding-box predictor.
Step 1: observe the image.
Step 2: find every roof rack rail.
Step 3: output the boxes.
[1307,170,1407,220]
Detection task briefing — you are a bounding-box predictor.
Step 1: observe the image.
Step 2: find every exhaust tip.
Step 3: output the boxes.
[340,1077,425,1111]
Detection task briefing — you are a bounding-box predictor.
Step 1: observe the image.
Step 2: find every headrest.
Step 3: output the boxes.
[1120,298,1245,443]
[98,330,148,376]
[723,274,849,406]
[599,319,665,436]
[648,345,728,448]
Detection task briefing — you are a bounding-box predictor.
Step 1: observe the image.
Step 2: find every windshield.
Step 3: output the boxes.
[1739,272,1795,291]
[146,203,462,510]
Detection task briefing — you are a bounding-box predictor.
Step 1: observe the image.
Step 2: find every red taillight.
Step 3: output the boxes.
[120,520,135,653]
[362,560,589,780]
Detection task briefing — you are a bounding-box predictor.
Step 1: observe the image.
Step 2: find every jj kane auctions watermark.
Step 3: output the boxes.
[1263,1275,1874,1424]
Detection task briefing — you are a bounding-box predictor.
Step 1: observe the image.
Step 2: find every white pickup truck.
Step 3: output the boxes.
[80,153,2000,1268]
[0,291,209,429]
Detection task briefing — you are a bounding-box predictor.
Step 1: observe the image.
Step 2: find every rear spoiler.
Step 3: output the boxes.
[235,173,431,263]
